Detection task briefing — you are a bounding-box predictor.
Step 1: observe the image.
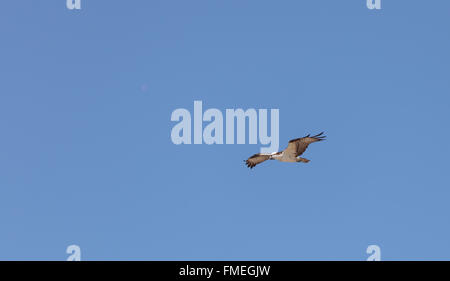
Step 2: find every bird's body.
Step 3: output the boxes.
[245,132,325,168]
[269,151,298,162]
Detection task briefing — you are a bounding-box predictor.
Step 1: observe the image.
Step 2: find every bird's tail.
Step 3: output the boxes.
[297,157,310,163]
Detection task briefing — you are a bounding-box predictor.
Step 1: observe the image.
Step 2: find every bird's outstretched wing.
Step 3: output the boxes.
[284,132,326,157]
[245,153,271,169]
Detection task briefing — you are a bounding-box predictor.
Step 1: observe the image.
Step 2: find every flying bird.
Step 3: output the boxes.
[245,132,326,169]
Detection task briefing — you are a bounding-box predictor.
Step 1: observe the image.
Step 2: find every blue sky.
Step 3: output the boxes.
[1,1,449,260]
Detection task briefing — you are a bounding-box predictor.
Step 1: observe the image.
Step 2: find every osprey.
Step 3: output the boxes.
[245,132,326,169]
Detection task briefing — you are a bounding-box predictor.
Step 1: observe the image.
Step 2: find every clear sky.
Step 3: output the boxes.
[1,1,449,260]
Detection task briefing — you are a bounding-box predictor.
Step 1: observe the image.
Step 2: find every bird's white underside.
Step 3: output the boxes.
[270,152,298,162]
